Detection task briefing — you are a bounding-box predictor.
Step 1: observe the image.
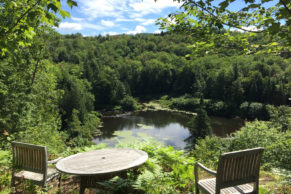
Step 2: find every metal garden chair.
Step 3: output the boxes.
[195,147,264,194]
[11,141,62,192]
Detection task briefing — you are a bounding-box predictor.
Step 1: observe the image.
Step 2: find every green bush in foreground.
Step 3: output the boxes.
[113,140,196,194]
[0,150,11,190]
[194,120,291,171]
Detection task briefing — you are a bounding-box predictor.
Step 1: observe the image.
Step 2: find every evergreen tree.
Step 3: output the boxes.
[185,98,212,148]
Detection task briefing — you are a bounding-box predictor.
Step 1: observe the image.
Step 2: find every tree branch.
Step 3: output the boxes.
[3,1,40,37]
[31,57,41,85]
[280,0,291,15]
[187,0,265,33]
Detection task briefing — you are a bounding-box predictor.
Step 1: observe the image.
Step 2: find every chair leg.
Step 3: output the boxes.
[254,181,259,194]
[11,174,15,188]
[10,175,18,193]
[80,185,86,194]
[42,184,48,193]
[58,174,62,194]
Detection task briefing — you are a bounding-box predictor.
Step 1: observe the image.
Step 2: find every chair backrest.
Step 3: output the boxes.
[216,147,264,190]
[12,141,48,175]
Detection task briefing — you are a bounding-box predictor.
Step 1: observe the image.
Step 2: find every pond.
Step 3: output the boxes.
[92,110,244,149]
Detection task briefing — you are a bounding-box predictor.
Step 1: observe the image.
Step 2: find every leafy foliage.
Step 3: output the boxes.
[117,140,196,193]
[0,0,77,55]
[120,95,138,111]
[194,120,291,170]
[157,0,291,55]
[267,105,291,132]
[0,150,11,190]
[14,61,66,154]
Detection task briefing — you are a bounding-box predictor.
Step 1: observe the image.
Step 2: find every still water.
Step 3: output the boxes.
[92,110,244,149]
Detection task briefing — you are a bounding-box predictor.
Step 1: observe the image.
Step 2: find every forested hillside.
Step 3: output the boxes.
[46,32,290,119]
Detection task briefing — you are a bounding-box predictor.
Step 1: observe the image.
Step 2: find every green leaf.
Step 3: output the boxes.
[48,3,58,12]
[11,2,17,7]
[269,42,278,46]
[219,0,229,11]
[268,22,280,35]
[54,1,62,10]
[18,41,25,47]
[67,0,78,8]
[60,10,70,18]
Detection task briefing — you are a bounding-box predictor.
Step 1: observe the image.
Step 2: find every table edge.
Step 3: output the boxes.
[56,148,148,176]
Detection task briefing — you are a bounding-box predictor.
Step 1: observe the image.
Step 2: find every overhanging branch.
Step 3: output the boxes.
[186,0,265,33]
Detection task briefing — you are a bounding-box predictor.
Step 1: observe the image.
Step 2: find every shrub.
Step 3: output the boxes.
[0,150,11,190]
[264,139,291,170]
[206,101,226,116]
[239,102,268,120]
[116,140,196,193]
[170,96,200,111]
[194,120,291,170]
[120,95,138,111]
[193,136,228,167]
[169,97,238,117]
[267,105,291,132]
[205,101,237,117]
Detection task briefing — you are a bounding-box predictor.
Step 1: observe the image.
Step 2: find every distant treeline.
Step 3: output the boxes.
[47,32,290,110]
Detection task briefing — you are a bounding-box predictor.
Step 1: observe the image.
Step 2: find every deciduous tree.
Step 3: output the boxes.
[157,0,291,55]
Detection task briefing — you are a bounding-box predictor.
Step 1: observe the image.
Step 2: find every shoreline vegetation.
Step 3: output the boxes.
[141,101,197,116]
[100,100,197,117]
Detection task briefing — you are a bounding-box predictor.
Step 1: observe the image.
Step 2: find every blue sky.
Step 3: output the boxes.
[56,0,278,36]
[57,0,182,36]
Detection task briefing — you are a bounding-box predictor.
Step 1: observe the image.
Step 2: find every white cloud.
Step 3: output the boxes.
[154,29,161,34]
[102,31,119,36]
[231,26,263,32]
[126,25,146,34]
[78,0,181,19]
[58,22,104,31]
[117,17,155,26]
[71,17,85,22]
[58,22,82,30]
[82,23,104,30]
[101,20,115,27]
[141,19,156,26]
[116,18,133,22]
[129,0,181,16]
[241,26,262,32]
[78,0,127,19]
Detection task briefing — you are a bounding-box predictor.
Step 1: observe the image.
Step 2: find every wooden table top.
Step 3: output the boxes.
[56,148,148,175]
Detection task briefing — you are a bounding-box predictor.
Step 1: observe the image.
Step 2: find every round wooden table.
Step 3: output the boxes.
[56,148,148,193]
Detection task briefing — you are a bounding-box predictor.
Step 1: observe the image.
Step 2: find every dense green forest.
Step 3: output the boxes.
[1,0,291,193]
[47,32,290,128]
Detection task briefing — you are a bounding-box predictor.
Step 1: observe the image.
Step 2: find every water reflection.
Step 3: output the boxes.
[92,110,244,149]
